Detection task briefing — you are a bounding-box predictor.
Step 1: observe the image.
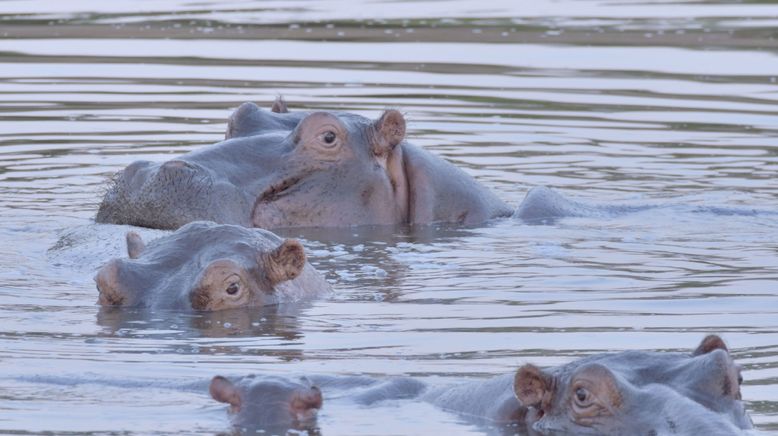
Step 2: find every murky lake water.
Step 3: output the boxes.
[1,0,777,434]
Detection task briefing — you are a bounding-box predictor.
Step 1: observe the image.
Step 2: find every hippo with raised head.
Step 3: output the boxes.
[212,336,753,435]
[94,221,331,310]
[96,98,511,230]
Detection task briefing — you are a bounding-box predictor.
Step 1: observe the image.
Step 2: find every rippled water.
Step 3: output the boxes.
[1,1,777,434]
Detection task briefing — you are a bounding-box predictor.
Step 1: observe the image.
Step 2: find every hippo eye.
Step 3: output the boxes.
[575,387,590,404]
[737,374,743,385]
[225,282,240,295]
[322,130,337,145]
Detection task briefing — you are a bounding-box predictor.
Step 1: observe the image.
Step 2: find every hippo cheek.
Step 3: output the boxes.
[252,176,399,228]
[252,199,288,229]
[254,194,394,228]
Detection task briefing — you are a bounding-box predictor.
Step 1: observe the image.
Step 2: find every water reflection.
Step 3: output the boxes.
[96,304,309,341]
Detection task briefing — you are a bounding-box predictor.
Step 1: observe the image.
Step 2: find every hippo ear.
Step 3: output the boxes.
[371,109,406,157]
[271,96,289,113]
[290,386,323,415]
[693,335,729,356]
[264,239,306,285]
[514,364,553,408]
[126,231,145,259]
[210,376,242,412]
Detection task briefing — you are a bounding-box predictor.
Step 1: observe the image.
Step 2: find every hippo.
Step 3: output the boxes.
[96,98,512,230]
[212,336,753,435]
[94,221,331,310]
[208,373,428,434]
[425,334,753,435]
[209,375,323,434]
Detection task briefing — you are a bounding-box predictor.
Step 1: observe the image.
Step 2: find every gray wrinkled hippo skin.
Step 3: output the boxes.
[96,98,511,230]
[424,335,752,435]
[94,221,331,311]
[210,375,323,434]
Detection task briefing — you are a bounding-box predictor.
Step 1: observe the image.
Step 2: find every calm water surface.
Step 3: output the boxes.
[1,0,777,434]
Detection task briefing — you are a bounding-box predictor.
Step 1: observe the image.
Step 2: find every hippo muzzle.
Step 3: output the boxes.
[95,259,140,307]
[97,159,220,230]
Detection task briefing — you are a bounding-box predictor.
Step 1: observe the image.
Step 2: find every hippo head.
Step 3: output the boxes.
[96,98,510,230]
[210,375,322,433]
[97,98,410,229]
[94,222,328,310]
[514,335,753,435]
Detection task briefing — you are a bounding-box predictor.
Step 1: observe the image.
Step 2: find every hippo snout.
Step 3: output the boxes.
[97,159,220,229]
[95,259,132,306]
[119,160,154,191]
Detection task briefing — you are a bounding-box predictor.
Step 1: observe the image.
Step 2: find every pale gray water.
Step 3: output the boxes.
[1,0,777,434]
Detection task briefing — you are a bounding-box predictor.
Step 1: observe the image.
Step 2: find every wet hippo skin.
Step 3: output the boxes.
[427,335,753,435]
[94,221,332,311]
[209,375,323,435]
[216,336,753,435]
[96,97,512,230]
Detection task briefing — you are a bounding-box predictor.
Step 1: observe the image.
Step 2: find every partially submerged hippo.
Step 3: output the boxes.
[94,221,331,310]
[96,98,511,230]
[209,375,323,434]
[218,336,752,435]
[208,374,427,434]
[425,334,753,435]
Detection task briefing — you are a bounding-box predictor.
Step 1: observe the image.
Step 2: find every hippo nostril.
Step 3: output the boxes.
[155,160,205,184]
[123,160,153,179]
[112,160,154,192]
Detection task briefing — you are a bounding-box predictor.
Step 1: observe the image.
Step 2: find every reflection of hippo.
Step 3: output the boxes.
[97,303,311,342]
[96,98,511,230]
[94,221,331,311]
[216,336,752,435]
